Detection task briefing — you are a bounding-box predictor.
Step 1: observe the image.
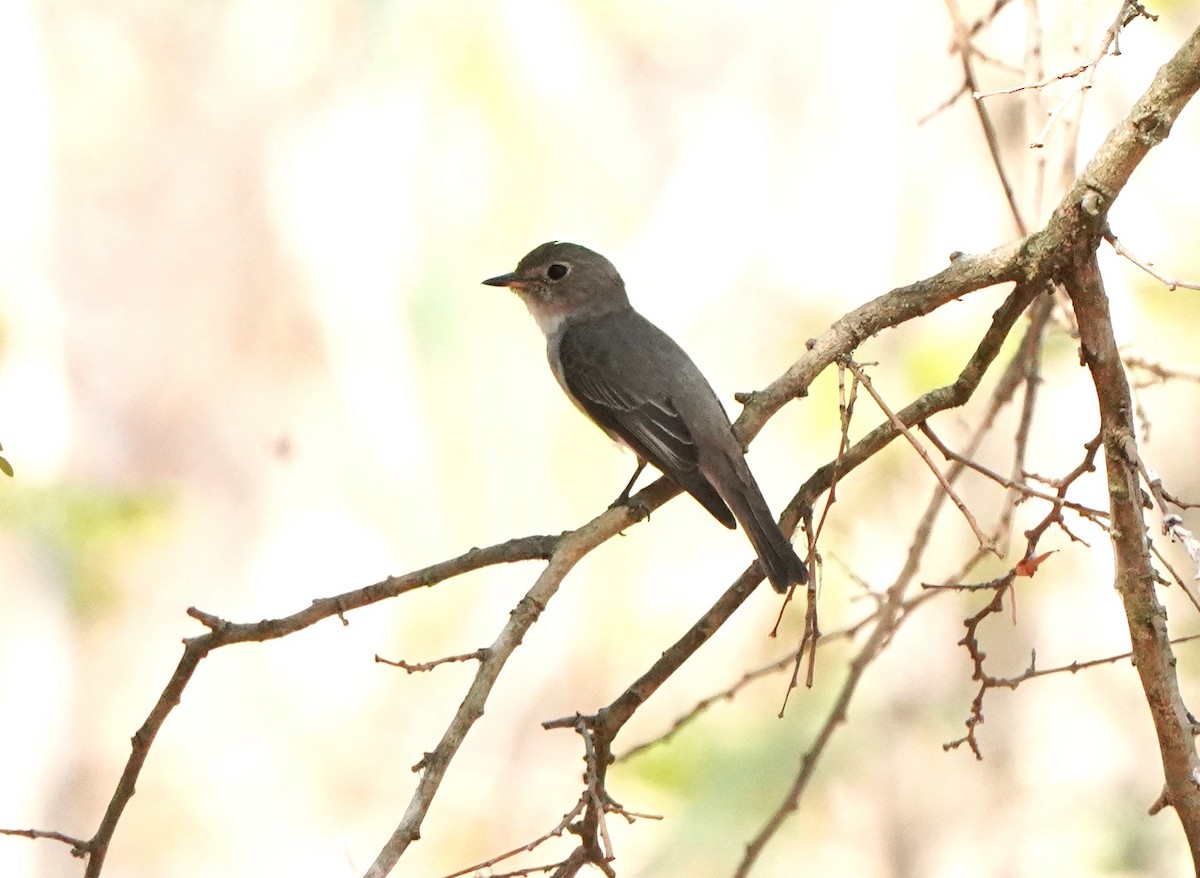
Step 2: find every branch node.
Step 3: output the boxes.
[186,607,226,631]
[1080,189,1105,216]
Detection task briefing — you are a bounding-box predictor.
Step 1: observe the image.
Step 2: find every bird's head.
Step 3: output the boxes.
[483,241,629,334]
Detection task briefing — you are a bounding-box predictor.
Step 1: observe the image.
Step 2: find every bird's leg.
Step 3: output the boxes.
[610,458,648,509]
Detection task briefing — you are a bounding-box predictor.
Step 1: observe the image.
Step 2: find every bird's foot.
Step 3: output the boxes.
[609,491,651,522]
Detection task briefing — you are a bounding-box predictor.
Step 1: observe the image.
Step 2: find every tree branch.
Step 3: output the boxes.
[70,534,562,878]
[1064,251,1200,853]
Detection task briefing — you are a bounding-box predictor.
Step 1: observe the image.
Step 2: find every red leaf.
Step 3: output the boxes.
[1016,550,1056,577]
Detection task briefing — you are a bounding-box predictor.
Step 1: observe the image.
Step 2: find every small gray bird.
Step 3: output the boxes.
[483,241,807,592]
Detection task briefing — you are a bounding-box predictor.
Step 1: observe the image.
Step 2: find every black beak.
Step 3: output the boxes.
[482,271,521,287]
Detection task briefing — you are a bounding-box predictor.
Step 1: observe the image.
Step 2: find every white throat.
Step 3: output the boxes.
[525,302,567,338]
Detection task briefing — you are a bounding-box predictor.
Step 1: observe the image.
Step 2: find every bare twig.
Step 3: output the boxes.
[617,594,900,762]
[362,519,646,878]
[736,473,1003,875]
[971,1,1156,154]
[965,0,1016,41]
[63,534,563,878]
[734,277,1063,873]
[1105,228,1200,291]
[0,827,89,851]
[483,861,574,878]
[920,423,1108,526]
[944,571,1018,757]
[1122,353,1200,385]
[845,359,998,555]
[774,360,864,691]
[977,2,1155,100]
[1022,432,1106,553]
[1137,457,1200,605]
[918,81,971,125]
[976,62,1094,98]
[441,801,585,878]
[1029,86,1086,148]
[998,633,1200,686]
[374,651,485,673]
[943,0,1028,232]
[1021,0,1048,221]
[947,595,1200,759]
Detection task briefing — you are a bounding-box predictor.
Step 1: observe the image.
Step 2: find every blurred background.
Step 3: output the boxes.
[2,1,1199,876]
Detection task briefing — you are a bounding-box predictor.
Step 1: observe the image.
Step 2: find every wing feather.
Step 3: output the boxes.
[565,365,696,474]
[556,317,736,528]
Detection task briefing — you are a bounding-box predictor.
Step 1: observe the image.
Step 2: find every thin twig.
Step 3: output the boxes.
[374,651,485,673]
[976,62,1093,98]
[977,1,1156,102]
[1021,0,1048,221]
[965,0,1015,40]
[845,359,998,556]
[943,0,1028,232]
[998,633,1200,686]
[363,520,639,878]
[1105,228,1200,291]
[617,599,895,762]
[0,827,89,851]
[1136,456,1200,607]
[735,283,1051,874]
[1122,353,1200,385]
[441,801,585,878]
[919,80,971,124]
[41,533,562,878]
[920,423,1108,525]
[944,572,1017,757]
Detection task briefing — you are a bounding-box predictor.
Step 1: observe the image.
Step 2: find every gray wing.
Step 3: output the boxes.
[556,313,737,528]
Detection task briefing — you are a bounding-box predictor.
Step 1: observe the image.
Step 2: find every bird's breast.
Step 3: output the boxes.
[545,330,633,452]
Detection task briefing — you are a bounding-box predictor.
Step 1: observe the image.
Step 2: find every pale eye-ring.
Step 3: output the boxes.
[546,263,570,281]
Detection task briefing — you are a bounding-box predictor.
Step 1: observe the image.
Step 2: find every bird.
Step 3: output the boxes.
[483,241,808,592]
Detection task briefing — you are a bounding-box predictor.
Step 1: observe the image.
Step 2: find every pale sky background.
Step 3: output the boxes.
[1,1,1200,877]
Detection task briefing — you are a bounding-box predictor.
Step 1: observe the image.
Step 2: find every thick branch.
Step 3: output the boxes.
[1064,252,1200,855]
[746,243,1027,427]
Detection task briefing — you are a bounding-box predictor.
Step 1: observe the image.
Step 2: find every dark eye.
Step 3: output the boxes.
[546,263,570,281]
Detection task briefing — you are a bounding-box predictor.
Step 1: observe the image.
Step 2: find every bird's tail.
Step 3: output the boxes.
[715,455,808,593]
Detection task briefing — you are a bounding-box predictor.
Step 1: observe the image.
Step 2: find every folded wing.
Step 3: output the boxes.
[558,326,736,529]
